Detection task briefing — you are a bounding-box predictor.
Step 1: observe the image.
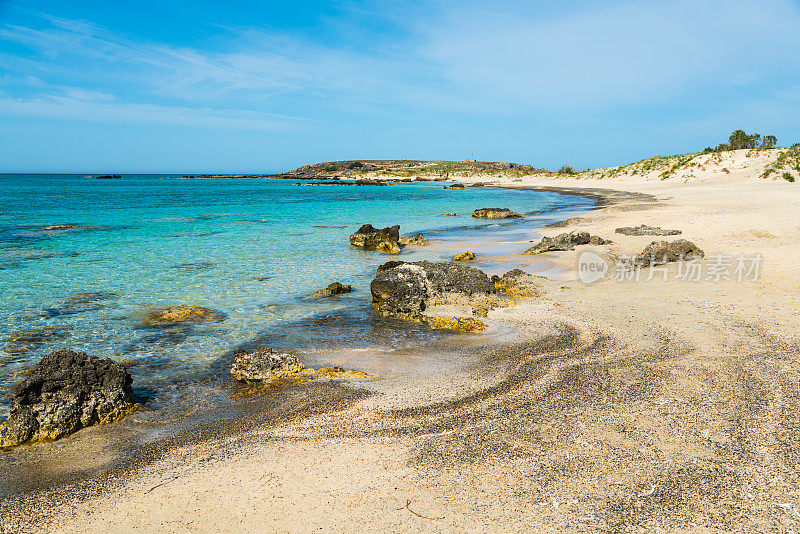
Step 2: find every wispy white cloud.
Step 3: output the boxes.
[0,0,799,129]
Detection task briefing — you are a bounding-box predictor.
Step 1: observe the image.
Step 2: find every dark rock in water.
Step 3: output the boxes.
[469,182,486,187]
[230,348,305,382]
[371,260,495,320]
[494,269,544,298]
[444,212,459,217]
[4,326,70,355]
[34,291,116,318]
[525,230,610,254]
[349,224,401,254]
[615,225,682,236]
[142,305,224,326]
[472,208,523,219]
[95,174,122,179]
[253,276,272,281]
[633,239,705,266]
[313,282,352,298]
[448,183,466,190]
[399,234,428,246]
[0,349,135,447]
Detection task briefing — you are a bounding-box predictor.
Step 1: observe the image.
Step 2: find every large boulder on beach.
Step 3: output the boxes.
[349,224,401,254]
[0,349,135,447]
[472,208,523,219]
[616,224,682,236]
[142,304,224,326]
[370,261,496,320]
[525,230,610,254]
[633,239,704,266]
[230,348,306,382]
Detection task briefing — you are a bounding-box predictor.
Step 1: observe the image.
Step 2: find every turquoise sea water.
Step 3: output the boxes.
[0,175,592,417]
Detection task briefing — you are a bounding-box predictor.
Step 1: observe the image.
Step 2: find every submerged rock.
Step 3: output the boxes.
[4,326,70,355]
[0,349,136,447]
[370,260,496,321]
[494,269,544,298]
[525,230,610,254]
[453,252,477,262]
[313,282,352,298]
[633,239,705,266]
[444,212,459,217]
[349,224,401,254]
[616,225,682,236]
[142,305,224,326]
[43,224,75,231]
[448,183,466,190]
[230,348,306,382]
[399,234,429,246]
[472,208,524,219]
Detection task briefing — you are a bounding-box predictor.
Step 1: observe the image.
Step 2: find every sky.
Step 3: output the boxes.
[0,0,799,174]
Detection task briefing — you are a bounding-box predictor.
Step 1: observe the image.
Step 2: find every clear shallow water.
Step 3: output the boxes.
[0,175,592,416]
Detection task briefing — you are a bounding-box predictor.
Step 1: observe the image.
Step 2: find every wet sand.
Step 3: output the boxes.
[4,150,800,532]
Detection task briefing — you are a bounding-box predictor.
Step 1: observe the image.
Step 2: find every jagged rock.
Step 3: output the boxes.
[349,224,401,254]
[453,252,476,262]
[0,349,135,447]
[525,230,610,254]
[370,261,495,321]
[377,260,406,273]
[615,225,682,236]
[230,348,305,382]
[399,234,429,246]
[142,305,224,326]
[494,269,544,298]
[313,282,352,298]
[472,208,523,219]
[633,239,705,266]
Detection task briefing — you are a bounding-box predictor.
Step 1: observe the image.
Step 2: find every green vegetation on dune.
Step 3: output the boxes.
[761,144,800,181]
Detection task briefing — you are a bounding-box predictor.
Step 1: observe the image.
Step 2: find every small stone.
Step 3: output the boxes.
[453,252,477,262]
[313,282,352,298]
[230,348,305,382]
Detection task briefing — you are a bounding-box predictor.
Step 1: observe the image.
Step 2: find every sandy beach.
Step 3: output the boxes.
[3,148,800,533]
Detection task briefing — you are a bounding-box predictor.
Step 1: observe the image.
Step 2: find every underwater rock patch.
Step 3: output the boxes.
[142,305,224,326]
[472,208,523,219]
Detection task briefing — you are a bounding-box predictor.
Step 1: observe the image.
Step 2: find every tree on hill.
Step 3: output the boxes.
[703,130,778,153]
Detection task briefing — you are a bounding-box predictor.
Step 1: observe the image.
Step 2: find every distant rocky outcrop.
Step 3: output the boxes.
[453,252,477,262]
[399,234,429,246]
[448,184,466,190]
[370,261,496,322]
[633,239,705,266]
[349,224,401,254]
[0,349,136,447]
[525,230,610,254]
[313,282,352,298]
[230,348,306,382]
[472,208,524,219]
[494,269,544,298]
[616,225,682,236]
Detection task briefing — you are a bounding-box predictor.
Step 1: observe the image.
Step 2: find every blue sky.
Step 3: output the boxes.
[1,0,799,173]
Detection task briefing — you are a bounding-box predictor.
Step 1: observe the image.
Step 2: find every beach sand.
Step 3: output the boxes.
[4,149,800,532]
